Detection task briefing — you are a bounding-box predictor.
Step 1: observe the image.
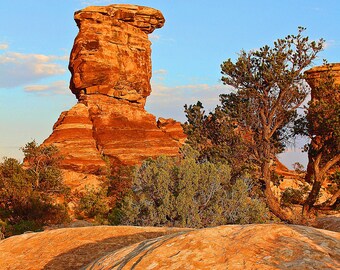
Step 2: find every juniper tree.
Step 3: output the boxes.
[219,27,323,222]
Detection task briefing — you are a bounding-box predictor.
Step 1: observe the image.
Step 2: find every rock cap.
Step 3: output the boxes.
[305,63,340,88]
[75,4,165,34]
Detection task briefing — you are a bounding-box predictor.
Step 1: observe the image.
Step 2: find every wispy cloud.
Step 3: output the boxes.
[153,69,167,75]
[24,80,69,95]
[150,34,160,42]
[152,69,167,82]
[0,43,8,50]
[146,80,233,122]
[0,51,67,88]
[323,40,337,49]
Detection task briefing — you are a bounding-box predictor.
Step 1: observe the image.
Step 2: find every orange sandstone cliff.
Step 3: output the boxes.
[43,5,186,174]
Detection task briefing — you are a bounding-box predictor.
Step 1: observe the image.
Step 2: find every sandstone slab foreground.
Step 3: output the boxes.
[84,224,340,270]
[0,224,339,269]
[0,226,188,270]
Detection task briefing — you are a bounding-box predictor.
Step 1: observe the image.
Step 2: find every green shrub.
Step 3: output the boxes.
[76,186,109,222]
[281,187,306,206]
[0,141,69,237]
[223,178,269,224]
[6,220,42,236]
[117,146,271,228]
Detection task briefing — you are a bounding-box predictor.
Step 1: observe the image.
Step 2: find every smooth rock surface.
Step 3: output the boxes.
[1,224,338,270]
[0,226,187,270]
[85,224,340,270]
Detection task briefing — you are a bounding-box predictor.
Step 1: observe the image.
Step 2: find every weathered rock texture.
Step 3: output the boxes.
[0,226,188,270]
[69,4,164,104]
[305,63,340,91]
[0,225,339,270]
[85,224,340,270]
[43,5,186,174]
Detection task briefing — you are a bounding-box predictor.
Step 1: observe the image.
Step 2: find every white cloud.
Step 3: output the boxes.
[0,51,67,88]
[323,40,336,49]
[153,69,167,75]
[146,81,233,122]
[24,80,69,95]
[152,69,167,82]
[150,34,160,41]
[0,43,8,50]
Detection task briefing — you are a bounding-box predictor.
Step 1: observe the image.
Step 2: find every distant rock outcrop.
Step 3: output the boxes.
[0,224,339,269]
[305,63,340,89]
[43,5,186,174]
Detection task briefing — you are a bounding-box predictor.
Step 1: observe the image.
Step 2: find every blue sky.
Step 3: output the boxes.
[1,0,339,168]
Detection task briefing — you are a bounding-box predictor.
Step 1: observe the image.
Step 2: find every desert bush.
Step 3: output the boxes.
[75,186,109,223]
[117,146,271,228]
[281,187,307,206]
[223,178,269,224]
[0,141,69,237]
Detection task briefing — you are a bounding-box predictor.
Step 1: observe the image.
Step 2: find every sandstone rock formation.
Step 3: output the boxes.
[0,226,188,270]
[0,224,339,269]
[305,63,340,90]
[69,4,164,105]
[43,5,186,174]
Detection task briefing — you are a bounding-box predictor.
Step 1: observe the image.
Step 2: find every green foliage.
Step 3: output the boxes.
[220,27,323,171]
[0,141,69,237]
[183,102,253,180]
[76,185,109,222]
[118,147,271,228]
[295,63,340,212]
[329,171,340,187]
[296,63,340,162]
[5,220,41,235]
[183,27,324,221]
[22,140,65,193]
[105,165,133,208]
[223,179,270,224]
[292,162,305,174]
[328,171,340,195]
[281,187,307,206]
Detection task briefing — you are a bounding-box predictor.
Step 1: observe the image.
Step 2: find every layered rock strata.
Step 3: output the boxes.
[43,5,186,173]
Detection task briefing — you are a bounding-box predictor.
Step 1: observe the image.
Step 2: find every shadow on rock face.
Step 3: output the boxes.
[83,224,340,270]
[43,231,180,270]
